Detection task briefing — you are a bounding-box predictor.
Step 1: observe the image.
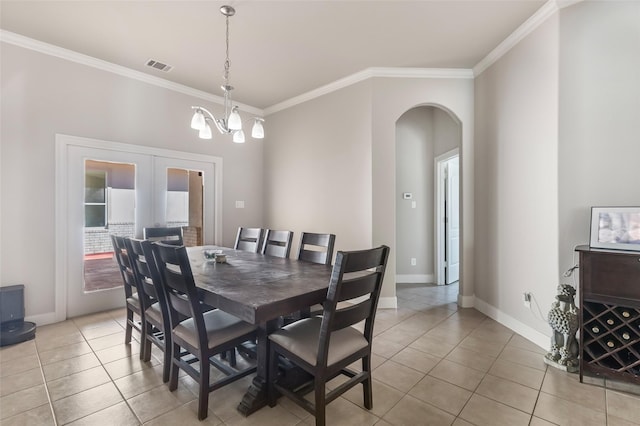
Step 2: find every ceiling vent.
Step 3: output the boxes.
[145,59,173,72]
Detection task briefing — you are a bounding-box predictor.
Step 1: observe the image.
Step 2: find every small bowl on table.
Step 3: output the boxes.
[203,249,227,263]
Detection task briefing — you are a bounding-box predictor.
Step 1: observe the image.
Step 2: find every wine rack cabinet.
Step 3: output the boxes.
[577,246,640,385]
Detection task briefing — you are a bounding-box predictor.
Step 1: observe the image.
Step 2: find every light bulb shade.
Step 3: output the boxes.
[228,107,242,130]
[233,129,245,143]
[191,110,206,130]
[199,123,212,139]
[251,119,264,139]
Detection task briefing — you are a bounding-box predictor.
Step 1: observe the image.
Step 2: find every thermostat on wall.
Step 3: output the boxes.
[402,192,412,199]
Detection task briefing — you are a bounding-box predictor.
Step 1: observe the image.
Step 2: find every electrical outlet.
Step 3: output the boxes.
[523,292,531,309]
[410,258,417,266]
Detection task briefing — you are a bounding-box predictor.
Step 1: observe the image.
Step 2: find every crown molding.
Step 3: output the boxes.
[264,69,373,116]
[371,67,474,79]
[472,0,560,76]
[264,67,473,115]
[0,29,265,117]
[557,0,583,9]
[3,0,567,119]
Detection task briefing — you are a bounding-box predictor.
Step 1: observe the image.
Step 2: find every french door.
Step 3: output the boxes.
[57,135,220,318]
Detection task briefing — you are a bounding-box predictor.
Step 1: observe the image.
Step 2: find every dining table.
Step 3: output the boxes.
[187,245,333,416]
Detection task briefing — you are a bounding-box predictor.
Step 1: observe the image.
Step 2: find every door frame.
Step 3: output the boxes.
[434,148,459,286]
[55,134,223,321]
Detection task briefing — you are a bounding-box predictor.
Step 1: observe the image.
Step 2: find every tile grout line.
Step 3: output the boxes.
[43,316,141,425]
[470,332,538,424]
[529,368,560,426]
[429,317,499,426]
[379,300,472,424]
[85,315,146,425]
[33,339,59,426]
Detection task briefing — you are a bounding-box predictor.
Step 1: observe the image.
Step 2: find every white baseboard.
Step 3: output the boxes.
[396,274,434,284]
[25,311,59,326]
[473,297,549,350]
[457,294,475,308]
[378,296,397,309]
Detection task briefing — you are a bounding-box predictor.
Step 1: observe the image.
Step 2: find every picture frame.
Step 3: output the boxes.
[590,207,640,251]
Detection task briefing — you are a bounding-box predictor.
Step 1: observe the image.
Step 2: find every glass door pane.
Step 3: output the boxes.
[83,159,136,292]
[165,168,204,246]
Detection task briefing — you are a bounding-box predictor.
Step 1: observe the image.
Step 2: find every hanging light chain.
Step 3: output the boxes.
[190,5,264,141]
[223,12,230,86]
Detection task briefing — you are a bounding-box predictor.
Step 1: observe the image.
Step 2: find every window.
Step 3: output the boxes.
[85,170,107,228]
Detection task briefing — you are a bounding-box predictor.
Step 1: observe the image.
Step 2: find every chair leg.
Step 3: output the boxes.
[162,339,171,383]
[362,355,373,409]
[142,322,153,362]
[168,342,180,391]
[125,308,134,344]
[314,377,326,426]
[198,354,210,420]
[229,348,237,367]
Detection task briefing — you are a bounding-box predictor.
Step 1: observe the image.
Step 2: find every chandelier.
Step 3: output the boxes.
[190,5,264,143]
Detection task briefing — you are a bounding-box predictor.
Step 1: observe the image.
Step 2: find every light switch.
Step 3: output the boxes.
[235,200,245,209]
[411,201,417,209]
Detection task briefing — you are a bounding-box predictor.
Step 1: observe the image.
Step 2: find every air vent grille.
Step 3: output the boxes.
[146,59,173,72]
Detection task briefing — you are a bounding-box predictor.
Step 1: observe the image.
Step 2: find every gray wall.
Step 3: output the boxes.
[434,108,462,156]
[396,107,435,277]
[558,1,640,278]
[265,77,474,303]
[474,13,560,338]
[1,43,265,319]
[473,1,640,343]
[263,81,374,261]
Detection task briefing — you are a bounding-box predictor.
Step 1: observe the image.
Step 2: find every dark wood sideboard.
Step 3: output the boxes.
[576,245,640,385]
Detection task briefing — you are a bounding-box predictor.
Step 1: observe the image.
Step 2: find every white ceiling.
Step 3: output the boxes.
[0,0,547,110]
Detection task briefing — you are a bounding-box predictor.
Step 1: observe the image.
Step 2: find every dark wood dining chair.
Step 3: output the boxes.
[143,226,184,245]
[261,229,294,258]
[110,235,142,346]
[124,238,172,382]
[294,232,336,318]
[267,245,390,426]
[234,227,264,253]
[297,232,336,265]
[149,242,258,420]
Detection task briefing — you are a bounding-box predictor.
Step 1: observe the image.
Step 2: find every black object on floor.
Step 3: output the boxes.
[0,284,36,347]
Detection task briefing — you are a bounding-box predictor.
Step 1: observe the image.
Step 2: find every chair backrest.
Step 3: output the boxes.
[148,242,207,350]
[297,232,336,265]
[143,227,184,245]
[234,227,264,253]
[261,230,293,258]
[125,238,168,317]
[317,245,390,366]
[111,234,136,298]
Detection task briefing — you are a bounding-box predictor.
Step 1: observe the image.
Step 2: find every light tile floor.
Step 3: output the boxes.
[1,282,639,425]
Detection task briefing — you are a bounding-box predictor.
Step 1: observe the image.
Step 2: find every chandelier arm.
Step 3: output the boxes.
[191,106,232,134]
[212,117,232,135]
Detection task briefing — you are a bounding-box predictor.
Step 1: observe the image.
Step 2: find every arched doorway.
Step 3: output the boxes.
[394,104,462,290]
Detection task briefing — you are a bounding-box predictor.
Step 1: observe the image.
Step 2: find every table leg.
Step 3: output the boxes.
[237,320,275,416]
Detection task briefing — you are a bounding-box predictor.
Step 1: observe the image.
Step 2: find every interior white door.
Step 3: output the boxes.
[446,157,460,284]
[66,145,153,318]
